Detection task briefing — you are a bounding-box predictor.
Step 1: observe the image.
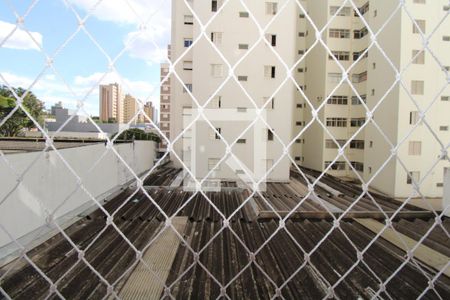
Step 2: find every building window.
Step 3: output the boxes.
[329,29,350,38]
[444,5,450,11]
[211,64,224,78]
[328,73,342,83]
[263,97,275,109]
[327,95,348,105]
[351,95,366,105]
[183,84,192,93]
[325,161,346,170]
[295,156,301,161]
[325,139,346,148]
[413,0,426,4]
[215,128,222,139]
[211,32,223,45]
[411,80,424,95]
[264,66,276,78]
[350,140,365,149]
[413,20,426,34]
[408,141,422,155]
[354,2,369,16]
[238,44,249,50]
[265,34,277,46]
[299,14,305,18]
[238,76,248,81]
[211,0,219,12]
[267,130,274,141]
[353,27,368,39]
[237,139,246,144]
[442,96,449,101]
[369,141,373,148]
[239,11,249,18]
[208,158,220,171]
[351,161,364,172]
[410,111,420,125]
[412,50,425,64]
[217,96,222,108]
[352,71,367,83]
[183,61,193,71]
[439,126,448,131]
[326,117,347,127]
[265,2,278,15]
[184,38,193,47]
[329,6,351,16]
[297,68,304,73]
[443,36,450,41]
[329,51,350,61]
[184,15,194,25]
[353,49,368,61]
[350,118,365,127]
[407,171,420,184]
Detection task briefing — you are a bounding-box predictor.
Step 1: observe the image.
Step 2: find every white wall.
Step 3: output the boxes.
[0,141,156,257]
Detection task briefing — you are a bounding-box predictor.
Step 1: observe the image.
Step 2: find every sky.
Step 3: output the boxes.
[0,0,171,117]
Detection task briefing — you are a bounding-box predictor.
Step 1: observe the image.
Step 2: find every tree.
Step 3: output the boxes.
[0,85,45,137]
[112,128,161,143]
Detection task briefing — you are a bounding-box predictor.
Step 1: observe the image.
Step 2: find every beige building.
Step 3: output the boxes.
[99,83,123,123]
[140,102,154,123]
[123,94,138,124]
[170,0,449,196]
[160,46,172,150]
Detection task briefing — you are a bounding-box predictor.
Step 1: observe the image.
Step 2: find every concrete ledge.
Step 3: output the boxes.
[355,218,450,277]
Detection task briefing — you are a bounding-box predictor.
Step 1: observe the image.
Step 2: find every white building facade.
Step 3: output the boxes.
[170,0,449,197]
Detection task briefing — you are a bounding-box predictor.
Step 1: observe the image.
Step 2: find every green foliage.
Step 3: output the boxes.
[0,85,45,137]
[113,128,161,143]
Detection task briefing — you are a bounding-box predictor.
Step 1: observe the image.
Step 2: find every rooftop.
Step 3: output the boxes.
[0,167,448,299]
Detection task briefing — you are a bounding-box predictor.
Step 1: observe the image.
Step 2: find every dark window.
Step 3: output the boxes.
[268,130,274,141]
[215,128,221,139]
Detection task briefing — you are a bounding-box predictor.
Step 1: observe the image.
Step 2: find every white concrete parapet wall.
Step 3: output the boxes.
[0,141,156,259]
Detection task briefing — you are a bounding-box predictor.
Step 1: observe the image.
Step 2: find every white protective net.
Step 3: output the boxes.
[0,0,449,299]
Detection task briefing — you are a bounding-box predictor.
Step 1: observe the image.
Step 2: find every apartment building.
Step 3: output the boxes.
[170,0,449,196]
[160,46,172,150]
[123,94,138,124]
[170,0,298,182]
[140,102,155,123]
[99,83,123,123]
[299,0,449,198]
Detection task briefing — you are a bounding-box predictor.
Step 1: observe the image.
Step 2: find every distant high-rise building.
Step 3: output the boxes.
[123,94,138,124]
[99,83,123,123]
[50,101,63,116]
[139,102,154,124]
[160,45,171,150]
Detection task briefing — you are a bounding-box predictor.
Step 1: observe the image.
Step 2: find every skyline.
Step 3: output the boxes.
[0,0,171,116]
